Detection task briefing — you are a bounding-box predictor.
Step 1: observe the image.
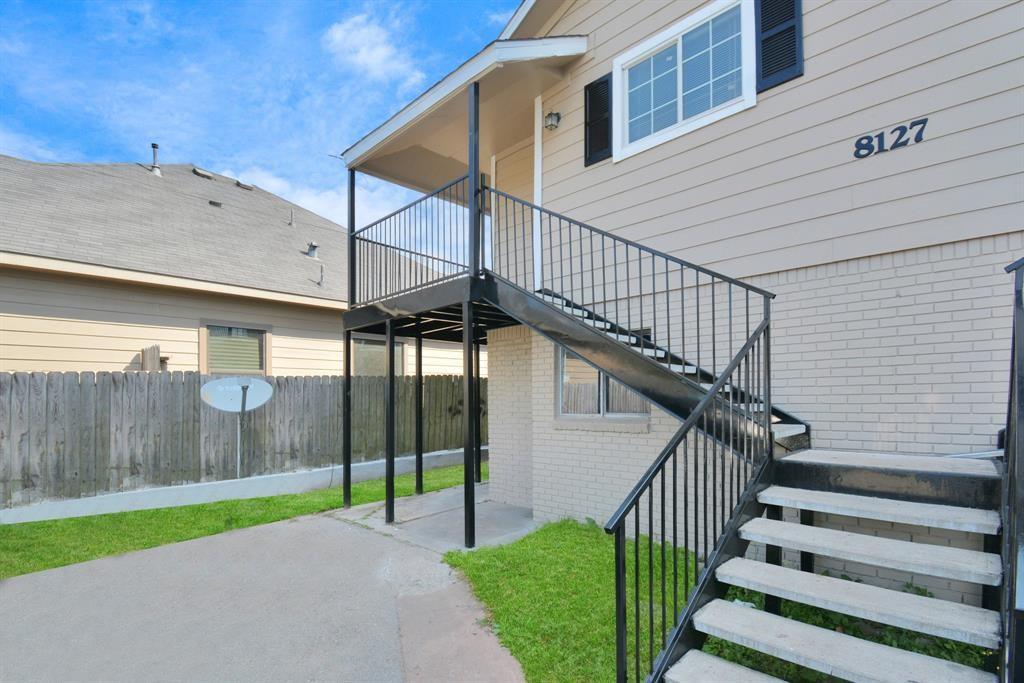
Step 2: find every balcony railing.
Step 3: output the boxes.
[351,175,471,305]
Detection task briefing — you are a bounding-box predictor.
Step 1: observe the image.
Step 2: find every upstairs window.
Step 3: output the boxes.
[612,0,756,161]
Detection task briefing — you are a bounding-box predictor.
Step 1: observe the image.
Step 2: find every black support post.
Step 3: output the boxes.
[347,168,356,306]
[342,329,352,507]
[463,301,476,548]
[415,322,424,495]
[467,81,480,277]
[385,319,396,524]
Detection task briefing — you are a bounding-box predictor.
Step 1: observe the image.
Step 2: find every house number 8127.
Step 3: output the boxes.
[854,118,928,159]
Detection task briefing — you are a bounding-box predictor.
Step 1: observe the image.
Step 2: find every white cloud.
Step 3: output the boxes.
[321,13,425,92]
[222,166,416,229]
[487,10,513,26]
[0,125,72,162]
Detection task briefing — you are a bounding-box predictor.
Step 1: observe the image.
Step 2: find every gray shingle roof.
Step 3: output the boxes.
[0,154,347,303]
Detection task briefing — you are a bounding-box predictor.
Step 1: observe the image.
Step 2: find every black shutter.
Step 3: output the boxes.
[756,0,803,92]
[584,73,612,166]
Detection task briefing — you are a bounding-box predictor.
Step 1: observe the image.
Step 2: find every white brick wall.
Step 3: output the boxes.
[486,233,1019,603]
[487,325,534,508]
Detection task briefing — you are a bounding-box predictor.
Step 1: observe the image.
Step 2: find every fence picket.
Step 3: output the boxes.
[0,371,481,507]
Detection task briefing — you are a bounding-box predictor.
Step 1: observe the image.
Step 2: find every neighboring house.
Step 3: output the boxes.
[341,0,1021,680]
[0,153,483,377]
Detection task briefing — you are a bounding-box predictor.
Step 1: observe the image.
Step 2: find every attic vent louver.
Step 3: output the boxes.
[306,241,319,258]
[235,180,253,190]
[193,167,213,179]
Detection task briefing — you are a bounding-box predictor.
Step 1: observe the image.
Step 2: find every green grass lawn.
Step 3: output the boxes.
[445,519,990,683]
[0,462,487,580]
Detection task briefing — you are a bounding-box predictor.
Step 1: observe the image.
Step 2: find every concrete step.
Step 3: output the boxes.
[716,557,1002,648]
[758,485,1000,534]
[664,650,782,683]
[739,518,1002,585]
[781,449,1000,478]
[693,599,996,683]
[771,423,807,438]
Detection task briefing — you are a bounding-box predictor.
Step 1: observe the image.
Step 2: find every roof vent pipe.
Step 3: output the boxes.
[150,142,161,177]
[306,241,319,258]
[289,209,294,226]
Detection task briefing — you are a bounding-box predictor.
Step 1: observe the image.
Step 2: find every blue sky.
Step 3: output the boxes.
[0,0,519,226]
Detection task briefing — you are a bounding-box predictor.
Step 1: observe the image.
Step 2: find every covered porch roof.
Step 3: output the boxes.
[343,36,586,194]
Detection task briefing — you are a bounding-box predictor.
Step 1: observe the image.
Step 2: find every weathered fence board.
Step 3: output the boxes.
[0,371,487,507]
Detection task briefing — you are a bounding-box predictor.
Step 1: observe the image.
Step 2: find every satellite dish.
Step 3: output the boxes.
[200,377,274,479]
[201,376,273,413]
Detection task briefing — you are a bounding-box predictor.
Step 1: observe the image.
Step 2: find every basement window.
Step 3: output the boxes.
[558,348,649,417]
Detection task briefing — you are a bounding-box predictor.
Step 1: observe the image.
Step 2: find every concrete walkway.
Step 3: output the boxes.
[0,484,536,683]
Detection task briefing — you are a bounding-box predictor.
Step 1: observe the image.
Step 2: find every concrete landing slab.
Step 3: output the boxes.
[332,483,539,553]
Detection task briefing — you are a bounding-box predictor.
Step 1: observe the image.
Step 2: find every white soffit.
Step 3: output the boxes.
[343,36,587,184]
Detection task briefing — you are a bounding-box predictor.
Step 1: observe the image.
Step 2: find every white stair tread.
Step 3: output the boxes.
[739,518,1002,585]
[758,485,1000,534]
[693,599,996,683]
[716,558,1002,648]
[783,449,1000,478]
[664,650,782,683]
[666,362,698,374]
[771,423,806,438]
[641,346,668,359]
[604,331,639,343]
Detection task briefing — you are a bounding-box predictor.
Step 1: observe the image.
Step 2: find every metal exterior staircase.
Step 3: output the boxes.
[343,174,1021,682]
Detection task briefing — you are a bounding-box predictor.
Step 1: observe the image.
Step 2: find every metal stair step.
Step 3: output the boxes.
[716,557,1002,648]
[692,599,996,683]
[781,449,1000,478]
[758,485,1000,534]
[739,518,1002,585]
[664,650,782,683]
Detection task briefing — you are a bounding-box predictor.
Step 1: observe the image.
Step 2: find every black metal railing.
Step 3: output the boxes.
[1000,256,1023,683]
[484,186,773,380]
[351,175,471,305]
[603,316,772,682]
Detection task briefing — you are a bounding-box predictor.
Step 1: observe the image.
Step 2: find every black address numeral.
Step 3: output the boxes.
[853,117,928,159]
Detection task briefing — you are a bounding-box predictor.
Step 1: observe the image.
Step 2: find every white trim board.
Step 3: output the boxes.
[0,449,475,524]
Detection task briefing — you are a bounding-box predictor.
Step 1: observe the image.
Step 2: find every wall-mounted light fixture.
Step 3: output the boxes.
[544,111,562,131]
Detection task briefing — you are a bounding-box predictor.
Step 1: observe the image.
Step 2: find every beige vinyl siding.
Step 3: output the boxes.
[0,268,343,375]
[534,0,1023,279]
[0,267,479,377]
[492,136,536,285]
[403,339,488,376]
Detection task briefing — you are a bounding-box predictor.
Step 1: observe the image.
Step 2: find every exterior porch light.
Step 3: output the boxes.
[544,111,561,130]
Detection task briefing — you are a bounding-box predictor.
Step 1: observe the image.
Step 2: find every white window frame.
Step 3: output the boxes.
[611,0,756,162]
[556,348,649,419]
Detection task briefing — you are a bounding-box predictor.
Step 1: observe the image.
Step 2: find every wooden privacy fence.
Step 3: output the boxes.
[0,372,487,508]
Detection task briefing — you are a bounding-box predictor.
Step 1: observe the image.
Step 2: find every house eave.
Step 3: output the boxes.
[342,35,587,177]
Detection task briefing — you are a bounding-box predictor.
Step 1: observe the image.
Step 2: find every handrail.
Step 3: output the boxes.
[352,235,467,270]
[353,174,470,237]
[484,185,776,300]
[604,318,770,533]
